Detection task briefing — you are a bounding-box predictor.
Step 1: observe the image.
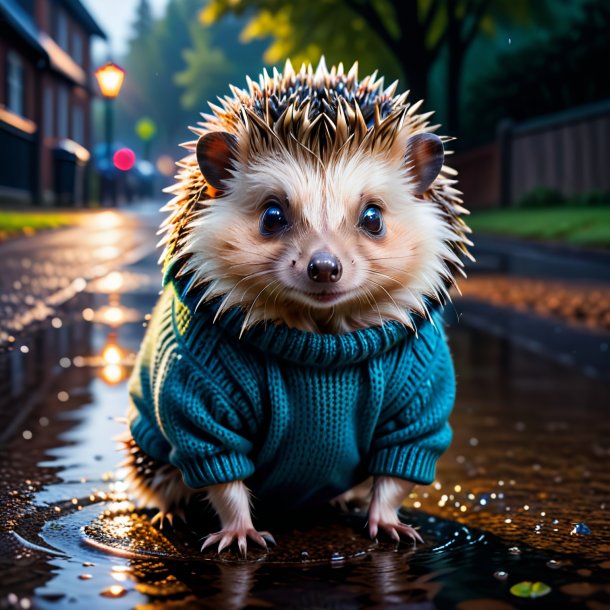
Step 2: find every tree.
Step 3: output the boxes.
[115,0,267,159]
[176,14,268,111]
[131,0,154,41]
[465,0,610,144]
[202,0,553,135]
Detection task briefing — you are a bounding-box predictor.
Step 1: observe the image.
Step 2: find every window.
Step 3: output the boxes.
[6,51,25,117]
[72,105,84,144]
[56,9,69,50]
[58,86,69,139]
[72,31,83,66]
[44,86,54,138]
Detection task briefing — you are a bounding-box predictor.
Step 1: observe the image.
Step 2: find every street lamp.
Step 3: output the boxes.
[95,62,125,205]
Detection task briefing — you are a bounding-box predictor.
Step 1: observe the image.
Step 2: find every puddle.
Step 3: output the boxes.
[1,245,609,609]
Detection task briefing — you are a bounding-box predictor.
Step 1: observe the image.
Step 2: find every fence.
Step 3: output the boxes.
[453,99,610,208]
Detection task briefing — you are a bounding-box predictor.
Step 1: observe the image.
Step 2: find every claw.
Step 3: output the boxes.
[261,532,276,547]
[200,528,274,557]
[369,521,424,545]
[201,532,223,551]
[369,523,378,539]
[217,535,232,553]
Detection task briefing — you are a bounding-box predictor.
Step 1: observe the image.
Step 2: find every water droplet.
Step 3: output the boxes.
[59,357,71,368]
[51,317,62,329]
[57,391,69,402]
[331,552,345,562]
[570,522,591,535]
[494,571,509,580]
[19,345,29,354]
[82,562,95,567]
[508,546,521,555]
[39,417,49,427]
[22,430,32,440]
[300,551,309,560]
[78,574,93,580]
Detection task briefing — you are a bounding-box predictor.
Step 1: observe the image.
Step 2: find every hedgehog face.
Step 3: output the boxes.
[165,60,472,333]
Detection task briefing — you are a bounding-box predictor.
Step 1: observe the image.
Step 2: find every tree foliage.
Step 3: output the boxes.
[130,0,154,41]
[202,0,551,134]
[465,0,610,144]
[116,0,265,156]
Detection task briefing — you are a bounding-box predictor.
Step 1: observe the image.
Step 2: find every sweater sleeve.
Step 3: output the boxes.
[128,289,257,490]
[159,344,258,489]
[368,317,456,485]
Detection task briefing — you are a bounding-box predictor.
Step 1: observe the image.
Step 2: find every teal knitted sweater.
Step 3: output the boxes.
[128,279,455,508]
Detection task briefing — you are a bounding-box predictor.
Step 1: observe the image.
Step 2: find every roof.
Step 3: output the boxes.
[60,0,106,39]
[0,0,106,86]
[40,32,87,87]
[0,0,48,58]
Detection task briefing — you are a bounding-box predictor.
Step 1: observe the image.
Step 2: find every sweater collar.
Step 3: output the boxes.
[169,272,421,367]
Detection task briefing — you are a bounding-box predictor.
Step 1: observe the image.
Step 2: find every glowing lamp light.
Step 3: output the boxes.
[113,147,136,171]
[101,364,124,385]
[102,344,122,365]
[95,62,125,99]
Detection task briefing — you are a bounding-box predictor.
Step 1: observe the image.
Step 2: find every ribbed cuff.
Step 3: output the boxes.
[369,444,440,485]
[130,415,171,463]
[174,452,255,489]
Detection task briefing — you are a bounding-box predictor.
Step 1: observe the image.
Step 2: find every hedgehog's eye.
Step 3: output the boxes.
[260,204,288,236]
[359,205,385,236]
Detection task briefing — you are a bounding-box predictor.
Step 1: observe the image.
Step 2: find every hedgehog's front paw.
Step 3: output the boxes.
[368,500,423,544]
[368,518,423,544]
[201,526,276,557]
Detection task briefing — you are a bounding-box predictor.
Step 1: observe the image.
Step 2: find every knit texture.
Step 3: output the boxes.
[128,277,456,508]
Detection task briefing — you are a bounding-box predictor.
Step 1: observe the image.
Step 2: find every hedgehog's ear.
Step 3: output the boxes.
[196,131,238,190]
[405,133,444,195]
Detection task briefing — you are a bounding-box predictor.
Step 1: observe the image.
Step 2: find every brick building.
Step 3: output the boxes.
[0,0,105,206]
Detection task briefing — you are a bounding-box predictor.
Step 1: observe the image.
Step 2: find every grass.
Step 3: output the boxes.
[0,211,80,241]
[467,206,610,249]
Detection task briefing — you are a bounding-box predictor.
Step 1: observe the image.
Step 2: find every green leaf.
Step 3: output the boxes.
[510,581,552,598]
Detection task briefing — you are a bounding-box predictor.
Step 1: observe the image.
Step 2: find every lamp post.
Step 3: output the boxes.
[94,62,125,205]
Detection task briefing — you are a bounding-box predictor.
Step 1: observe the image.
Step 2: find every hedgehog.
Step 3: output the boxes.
[124,58,473,556]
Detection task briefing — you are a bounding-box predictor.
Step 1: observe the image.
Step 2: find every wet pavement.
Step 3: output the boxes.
[0,206,609,609]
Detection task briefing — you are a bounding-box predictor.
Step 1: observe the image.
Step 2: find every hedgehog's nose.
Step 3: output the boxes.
[308,251,342,283]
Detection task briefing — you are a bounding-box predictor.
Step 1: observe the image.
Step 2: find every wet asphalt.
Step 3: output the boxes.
[0,202,609,609]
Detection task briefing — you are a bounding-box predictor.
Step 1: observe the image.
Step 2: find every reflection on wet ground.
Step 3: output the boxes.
[1,220,609,609]
[457,275,610,332]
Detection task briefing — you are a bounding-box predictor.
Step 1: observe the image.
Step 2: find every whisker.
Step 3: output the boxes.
[213,270,271,322]
[367,278,412,328]
[367,269,405,288]
[241,279,280,336]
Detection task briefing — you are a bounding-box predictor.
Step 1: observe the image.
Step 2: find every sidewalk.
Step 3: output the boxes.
[454,232,610,380]
[0,202,161,345]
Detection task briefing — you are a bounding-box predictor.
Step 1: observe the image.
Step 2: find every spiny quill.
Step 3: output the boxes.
[158,57,473,333]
